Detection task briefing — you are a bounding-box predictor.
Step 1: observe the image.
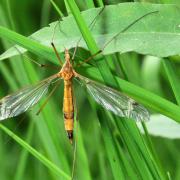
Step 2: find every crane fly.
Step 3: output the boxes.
[0,10,156,143]
[0,47,149,143]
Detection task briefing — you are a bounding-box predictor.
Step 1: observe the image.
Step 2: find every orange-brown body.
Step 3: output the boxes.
[57,49,77,143]
[63,79,74,143]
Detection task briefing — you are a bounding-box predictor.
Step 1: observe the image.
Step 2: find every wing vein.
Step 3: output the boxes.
[0,74,59,120]
[75,74,149,121]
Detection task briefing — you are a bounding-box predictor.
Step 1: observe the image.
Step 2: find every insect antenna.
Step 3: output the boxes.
[76,10,159,67]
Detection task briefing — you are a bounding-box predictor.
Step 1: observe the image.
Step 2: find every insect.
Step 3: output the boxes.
[0,9,155,143]
[0,47,149,143]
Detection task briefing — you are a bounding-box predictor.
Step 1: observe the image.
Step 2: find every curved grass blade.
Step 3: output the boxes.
[0,124,71,180]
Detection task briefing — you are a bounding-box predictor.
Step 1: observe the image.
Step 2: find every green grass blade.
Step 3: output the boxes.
[163,59,180,105]
[0,1,179,179]
[66,1,165,180]
[66,0,99,54]
[14,121,35,180]
[50,0,64,17]
[0,124,71,179]
[0,26,56,62]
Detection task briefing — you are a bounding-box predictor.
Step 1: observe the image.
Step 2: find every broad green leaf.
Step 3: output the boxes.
[138,114,180,139]
[0,3,180,60]
[142,56,162,95]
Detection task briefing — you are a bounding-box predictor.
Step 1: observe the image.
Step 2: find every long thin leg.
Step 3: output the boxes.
[14,47,59,70]
[101,10,159,51]
[71,7,105,61]
[36,80,61,115]
[51,19,67,44]
[51,20,64,66]
[76,10,159,68]
[71,87,79,179]
[4,113,29,145]
[71,118,78,179]
[4,94,39,145]
[24,55,59,70]
[76,50,102,67]
[51,42,63,66]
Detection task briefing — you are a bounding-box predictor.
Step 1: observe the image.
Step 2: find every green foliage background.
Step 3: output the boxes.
[0,0,180,180]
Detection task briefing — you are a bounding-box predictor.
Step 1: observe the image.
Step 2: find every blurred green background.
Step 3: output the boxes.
[0,0,180,180]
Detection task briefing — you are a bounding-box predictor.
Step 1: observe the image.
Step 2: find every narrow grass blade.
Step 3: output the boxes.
[0,124,71,180]
[163,59,180,105]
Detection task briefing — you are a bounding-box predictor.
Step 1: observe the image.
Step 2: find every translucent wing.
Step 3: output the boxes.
[75,74,149,121]
[0,74,59,120]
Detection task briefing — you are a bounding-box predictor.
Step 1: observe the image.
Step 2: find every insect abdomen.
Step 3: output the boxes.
[63,79,74,143]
